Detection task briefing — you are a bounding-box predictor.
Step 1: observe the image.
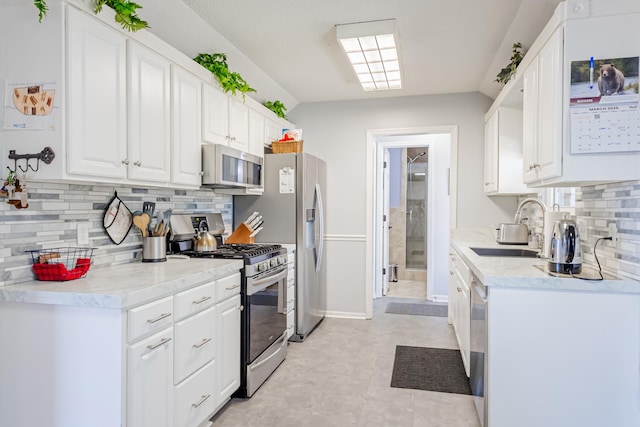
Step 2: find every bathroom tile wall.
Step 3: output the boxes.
[519,180,640,281]
[0,181,232,286]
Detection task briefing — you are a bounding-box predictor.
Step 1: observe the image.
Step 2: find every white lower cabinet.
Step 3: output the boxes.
[174,360,217,427]
[216,294,241,403]
[449,247,471,376]
[128,327,175,427]
[174,306,217,384]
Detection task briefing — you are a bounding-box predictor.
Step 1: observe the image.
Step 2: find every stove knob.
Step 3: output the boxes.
[257,263,266,272]
[270,258,277,267]
[280,256,287,265]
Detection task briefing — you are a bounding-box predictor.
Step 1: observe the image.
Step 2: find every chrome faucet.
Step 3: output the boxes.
[514,197,547,223]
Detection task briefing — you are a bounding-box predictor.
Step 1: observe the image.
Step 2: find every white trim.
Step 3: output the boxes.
[323,234,367,242]
[365,125,459,319]
[325,311,367,320]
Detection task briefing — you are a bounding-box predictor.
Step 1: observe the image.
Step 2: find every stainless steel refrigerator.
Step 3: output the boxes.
[234,152,326,342]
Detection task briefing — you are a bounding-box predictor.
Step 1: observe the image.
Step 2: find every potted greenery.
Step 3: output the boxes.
[495,42,524,85]
[193,53,256,100]
[33,0,148,31]
[263,100,287,119]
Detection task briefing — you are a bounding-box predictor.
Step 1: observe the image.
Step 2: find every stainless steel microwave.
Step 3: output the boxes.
[201,144,263,192]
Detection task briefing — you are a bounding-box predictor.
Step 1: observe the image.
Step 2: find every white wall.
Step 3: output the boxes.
[289,92,518,317]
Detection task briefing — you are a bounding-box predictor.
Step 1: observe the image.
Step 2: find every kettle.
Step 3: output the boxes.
[193,229,217,252]
[548,218,581,274]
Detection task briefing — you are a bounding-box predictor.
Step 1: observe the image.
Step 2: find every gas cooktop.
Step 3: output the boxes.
[181,244,284,263]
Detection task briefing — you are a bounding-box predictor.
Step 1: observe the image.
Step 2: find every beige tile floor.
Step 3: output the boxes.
[386,279,427,299]
[210,297,481,427]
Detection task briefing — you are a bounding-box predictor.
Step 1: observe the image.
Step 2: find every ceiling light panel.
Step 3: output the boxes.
[336,19,402,92]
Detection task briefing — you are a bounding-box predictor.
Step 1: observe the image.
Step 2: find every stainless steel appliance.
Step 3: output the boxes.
[470,278,488,427]
[201,144,263,192]
[548,217,582,274]
[234,152,326,342]
[168,214,289,398]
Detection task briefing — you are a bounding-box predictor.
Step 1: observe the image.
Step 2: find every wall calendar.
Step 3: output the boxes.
[569,56,640,154]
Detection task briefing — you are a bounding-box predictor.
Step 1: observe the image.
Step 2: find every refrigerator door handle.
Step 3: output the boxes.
[315,183,324,273]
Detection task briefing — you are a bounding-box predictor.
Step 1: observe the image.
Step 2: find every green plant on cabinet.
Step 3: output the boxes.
[33,0,149,31]
[193,53,256,100]
[263,100,287,119]
[495,42,524,85]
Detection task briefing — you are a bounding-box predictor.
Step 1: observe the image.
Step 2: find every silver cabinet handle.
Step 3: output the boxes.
[147,337,172,351]
[121,159,129,165]
[199,171,205,176]
[225,284,240,291]
[134,160,141,167]
[193,338,212,349]
[147,312,171,323]
[192,394,211,408]
[193,296,212,305]
[457,286,462,292]
[239,305,244,311]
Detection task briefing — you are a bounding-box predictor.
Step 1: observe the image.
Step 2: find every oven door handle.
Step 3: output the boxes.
[247,266,288,293]
[249,333,287,372]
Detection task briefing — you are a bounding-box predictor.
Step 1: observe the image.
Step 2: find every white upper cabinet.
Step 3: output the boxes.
[127,41,172,183]
[202,83,229,145]
[202,84,250,153]
[228,97,250,152]
[489,1,640,188]
[66,6,128,179]
[522,27,563,185]
[265,118,285,144]
[171,65,203,187]
[484,107,529,195]
[249,109,266,157]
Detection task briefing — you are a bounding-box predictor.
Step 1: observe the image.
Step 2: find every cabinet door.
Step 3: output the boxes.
[265,118,284,145]
[522,58,539,184]
[128,328,174,427]
[249,109,266,157]
[483,110,499,194]
[217,294,241,403]
[66,7,127,179]
[536,27,563,181]
[128,41,171,183]
[202,84,229,145]
[228,97,250,152]
[171,66,203,187]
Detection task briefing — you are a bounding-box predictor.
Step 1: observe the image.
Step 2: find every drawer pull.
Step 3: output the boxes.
[193,296,212,305]
[225,284,240,291]
[193,338,212,349]
[147,337,172,351]
[147,312,171,324]
[192,394,211,408]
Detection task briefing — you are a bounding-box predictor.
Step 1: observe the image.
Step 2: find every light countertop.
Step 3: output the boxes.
[0,257,243,309]
[451,228,640,294]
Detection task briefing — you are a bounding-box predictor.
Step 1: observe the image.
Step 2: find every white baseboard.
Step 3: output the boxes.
[325,310,368,320]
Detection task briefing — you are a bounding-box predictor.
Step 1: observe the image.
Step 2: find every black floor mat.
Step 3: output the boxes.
[390,346,471,395]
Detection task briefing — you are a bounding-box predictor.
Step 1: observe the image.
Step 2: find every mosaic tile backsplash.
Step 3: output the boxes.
[518,180,640,282]
[0,181,232,286]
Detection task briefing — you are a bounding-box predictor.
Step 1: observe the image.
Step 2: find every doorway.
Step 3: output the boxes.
[364,126,458,319]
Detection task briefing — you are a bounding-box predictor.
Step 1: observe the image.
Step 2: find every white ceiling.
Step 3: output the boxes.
[176,0,563,106]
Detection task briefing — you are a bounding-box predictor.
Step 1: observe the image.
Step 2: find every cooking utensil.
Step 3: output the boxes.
[153,210,165,237]
[245,211,259,225]
[162,209,172,236]
[248,215,262,230]
[132,212,150,238]
[142,201,155,216]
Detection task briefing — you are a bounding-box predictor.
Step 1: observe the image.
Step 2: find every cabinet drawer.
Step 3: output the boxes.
[286,284,295,313]
[215,272,241,302]
[451,250,472,286]
[128,296,174,342]
[174,281,216,321]
[174,306,216,384]
[175,360,217,427]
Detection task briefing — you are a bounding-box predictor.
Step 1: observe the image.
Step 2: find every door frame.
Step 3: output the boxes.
[365,126,459,319]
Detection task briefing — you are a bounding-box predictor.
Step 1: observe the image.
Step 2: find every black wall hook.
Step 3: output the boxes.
[8,147,55,173]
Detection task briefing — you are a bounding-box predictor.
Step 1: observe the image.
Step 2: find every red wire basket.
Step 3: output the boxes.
[26,247,96,281]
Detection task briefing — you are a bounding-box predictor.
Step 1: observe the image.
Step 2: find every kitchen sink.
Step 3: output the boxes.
[470,247,539,258]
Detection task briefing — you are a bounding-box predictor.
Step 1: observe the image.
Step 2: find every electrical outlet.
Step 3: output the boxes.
[608,223,617,246]
[77,223,89,245]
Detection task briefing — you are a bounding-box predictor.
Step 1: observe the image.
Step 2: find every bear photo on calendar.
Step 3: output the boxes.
[569,56,639,105]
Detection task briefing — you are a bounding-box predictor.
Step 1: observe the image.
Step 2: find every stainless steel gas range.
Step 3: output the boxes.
[169,214,288,398]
